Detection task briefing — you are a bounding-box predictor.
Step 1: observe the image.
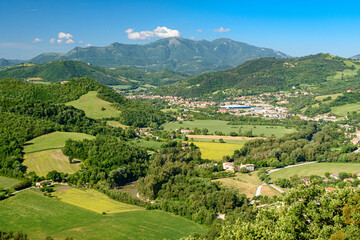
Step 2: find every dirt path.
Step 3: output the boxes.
[267,161,316,175]
[255,183,267,196]
[186,135,264,140]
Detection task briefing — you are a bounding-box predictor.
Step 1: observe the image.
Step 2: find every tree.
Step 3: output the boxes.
[219,138,225,143]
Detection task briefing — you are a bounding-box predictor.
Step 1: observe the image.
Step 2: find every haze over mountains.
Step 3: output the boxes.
[1,38,290,75]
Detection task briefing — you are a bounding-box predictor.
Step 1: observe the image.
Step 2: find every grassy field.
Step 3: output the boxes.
[163,120,296,137]
[23,131,95,154]
[0,190,206,240]
[327,60,360,81]
[66,91,121,119]
[214,172,279,198]
[107,120,129,128]
[189,137,248,145]
[53,187,143,214]
[0,176,21,190]
[314,93,343,102]
[192,142,242,161]
[331,103,360,117]
[270,162,360,180]
[23,149,82,176]
[131,139,165,150]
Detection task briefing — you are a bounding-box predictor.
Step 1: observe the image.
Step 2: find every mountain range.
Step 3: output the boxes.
[155,54,360,97]
[351,54,360,59]
[24,38,290,75]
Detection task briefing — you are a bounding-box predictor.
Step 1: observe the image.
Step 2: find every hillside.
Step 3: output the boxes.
[29,37,290,75]
[0,58,24,68]
[0,60,187,86]
[351,54,360,59]
[156,54,360,97]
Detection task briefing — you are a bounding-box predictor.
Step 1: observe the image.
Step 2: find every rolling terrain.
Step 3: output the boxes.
[28,37,290,75]
[156,54,360,97]
[0,60,187,86]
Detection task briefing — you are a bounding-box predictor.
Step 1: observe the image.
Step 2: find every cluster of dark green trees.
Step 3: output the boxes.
[232,122,358,168]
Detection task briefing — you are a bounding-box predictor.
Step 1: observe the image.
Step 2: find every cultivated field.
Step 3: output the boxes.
[23,131,95,153]
[53,187,143,214]
[23,149,82,176]
[214,172,279,198]
[331,103,360,117]
[131,139,165,150]
[163,120,296,137]
[0,190,205,240]
[107,120,128,128]
[193,142,242,161]
[189,137,248,145]
[66,91,121,119]
[0,176,20,190]
[270,162,360,180]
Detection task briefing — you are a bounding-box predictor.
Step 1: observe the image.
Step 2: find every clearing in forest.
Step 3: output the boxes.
[66,91,121,119]
[192,142,242,161]
[23,149,82,176]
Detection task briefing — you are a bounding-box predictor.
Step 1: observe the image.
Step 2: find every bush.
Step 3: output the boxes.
[240,167,248,173]
[13,180,32,191]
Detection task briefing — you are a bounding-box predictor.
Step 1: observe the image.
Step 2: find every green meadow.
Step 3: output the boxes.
[0,190,205,240]
[331,103,360,117]
[0,176,21,190]
[270,162,360,180]
[23,131,95,154]
[163,120,296,137]
[66,91,121,119]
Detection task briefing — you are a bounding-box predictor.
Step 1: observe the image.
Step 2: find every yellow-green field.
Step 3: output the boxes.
[24,131,94,153]
[192,141,242,161]
[23,149,82,176]
[53,187,143,214]
[331,103,360,117]
[270,162,360,180]
[66,91,121,119]
[107,120,128,128]
[327,60,360,81]
[314,93,343,102]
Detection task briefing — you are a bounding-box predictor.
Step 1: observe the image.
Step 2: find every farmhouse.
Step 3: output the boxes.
[303,178,311,186]
[240,164,255,172]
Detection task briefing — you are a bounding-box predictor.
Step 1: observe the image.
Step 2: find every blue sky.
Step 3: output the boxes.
[1,0,360,59]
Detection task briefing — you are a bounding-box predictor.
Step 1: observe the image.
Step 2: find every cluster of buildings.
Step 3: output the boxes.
[222,162,255,172]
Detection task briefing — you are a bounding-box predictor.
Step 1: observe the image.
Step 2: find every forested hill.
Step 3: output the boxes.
[0,60,188,86]
[28,38,290,75]
[155,54,360,97]
[0,58,24,68]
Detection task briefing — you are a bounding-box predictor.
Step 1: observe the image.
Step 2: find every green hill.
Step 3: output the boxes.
[29,37,290,75]
[156,54,360,97]
[0,58,24,68]
[0,60,187,86]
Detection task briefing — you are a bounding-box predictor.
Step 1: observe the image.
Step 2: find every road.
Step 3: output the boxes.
[267,161,316,175]
[268,183,285,193]
[255,183,267,196]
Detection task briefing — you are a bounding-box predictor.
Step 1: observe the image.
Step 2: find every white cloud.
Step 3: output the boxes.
[85,43,92,47]
[57,39,63,44]
[196,29,203,33]
[58,32,73,39]
[49,38,56,44]
[125,26,181,40]
[32,38,43,43]
[79,40,84,44]
[213,27,231,33]
[65,39,75,44]
[189,36,195,40]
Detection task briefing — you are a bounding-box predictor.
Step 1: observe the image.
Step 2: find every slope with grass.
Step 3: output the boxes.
[23,149,82,176]
[213,172,280,199]
[53,187,143,214]
[163,120,296,137]
[0,176,21,190]
[270,162,360,181]
[66,91,121,119]
[0,190,205,240]
[23,131,95,153]
[193,142,242,161]
[331,103,360,117]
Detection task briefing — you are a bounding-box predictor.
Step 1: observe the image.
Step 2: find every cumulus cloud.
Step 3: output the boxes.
[32,38,43,43]
[213,27,231,33]
[50,32,75,44]
[85,43,92,47]
[58,32,73,39]
[125,26,180,40]
[196,29,203,33]
[65,39,75,44]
